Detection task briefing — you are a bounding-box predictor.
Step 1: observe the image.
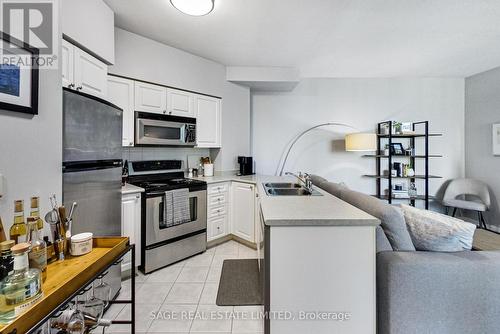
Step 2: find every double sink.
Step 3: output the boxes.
[263,182,323,196]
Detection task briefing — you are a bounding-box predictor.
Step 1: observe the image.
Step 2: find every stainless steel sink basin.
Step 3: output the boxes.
[267,188,313,196]
[263,182,323,196]
[264,182,302,189]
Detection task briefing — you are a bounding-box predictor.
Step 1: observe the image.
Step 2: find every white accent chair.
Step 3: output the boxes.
[442,178,490,229]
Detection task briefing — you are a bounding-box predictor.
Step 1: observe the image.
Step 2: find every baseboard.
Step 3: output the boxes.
[208,234,257,250]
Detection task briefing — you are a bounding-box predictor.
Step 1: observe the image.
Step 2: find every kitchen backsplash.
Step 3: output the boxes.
[122,147,210,170]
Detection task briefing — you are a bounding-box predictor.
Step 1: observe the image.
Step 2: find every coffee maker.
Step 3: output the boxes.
[237,156,254,176]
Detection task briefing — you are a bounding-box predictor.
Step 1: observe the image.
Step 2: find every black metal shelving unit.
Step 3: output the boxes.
[364,121,442,209]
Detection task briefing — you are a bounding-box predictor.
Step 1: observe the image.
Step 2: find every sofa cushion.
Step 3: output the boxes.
[341,189,415,251]
[399,204,476,252]
[376,226,393,252]
[317,181,347,198]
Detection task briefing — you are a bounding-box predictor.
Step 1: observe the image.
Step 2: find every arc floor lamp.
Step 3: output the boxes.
[278,122,377,176]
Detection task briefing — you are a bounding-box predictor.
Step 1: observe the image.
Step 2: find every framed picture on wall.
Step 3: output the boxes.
[493,124,500,156]
[0,32,39,115]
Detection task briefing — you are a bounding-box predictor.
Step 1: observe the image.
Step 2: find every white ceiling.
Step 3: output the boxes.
[104,0,500,78]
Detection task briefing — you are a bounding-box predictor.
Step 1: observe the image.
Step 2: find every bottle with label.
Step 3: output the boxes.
[9,200,27,244]
[0,241,14,281]
[0,243,42,322]
[29,197,44,231]
[26,217,47,282]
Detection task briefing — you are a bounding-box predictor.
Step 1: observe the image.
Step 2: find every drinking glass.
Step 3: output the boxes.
[93,277,111,308]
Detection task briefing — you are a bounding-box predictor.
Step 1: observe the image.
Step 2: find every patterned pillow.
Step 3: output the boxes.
[398,204,476,252]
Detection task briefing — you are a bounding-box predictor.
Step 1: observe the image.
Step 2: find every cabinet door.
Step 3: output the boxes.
[121,193,142,270]
[231,182,255,242]
[134,81,167,114]
[108,76,135,147]
[167,88,195,117]
[196,95,221,148]
[74,47,108,99]
[61,40,74,88]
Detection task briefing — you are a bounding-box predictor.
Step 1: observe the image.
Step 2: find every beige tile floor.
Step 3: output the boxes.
[103,240,264,334]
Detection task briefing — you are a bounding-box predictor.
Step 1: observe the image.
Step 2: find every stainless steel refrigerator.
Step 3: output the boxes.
[62,88,123,297]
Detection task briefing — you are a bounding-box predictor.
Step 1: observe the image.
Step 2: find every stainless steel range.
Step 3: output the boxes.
[127,160,207,274]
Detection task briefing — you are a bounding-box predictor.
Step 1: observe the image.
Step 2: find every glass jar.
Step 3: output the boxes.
[0,241,14,281]
[0,243,42,322]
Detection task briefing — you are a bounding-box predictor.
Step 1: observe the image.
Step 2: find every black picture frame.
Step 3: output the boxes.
[389,143,405,155]
[0,32,39,115]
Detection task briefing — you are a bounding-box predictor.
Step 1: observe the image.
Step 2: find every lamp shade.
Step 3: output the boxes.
[345,133,377,152]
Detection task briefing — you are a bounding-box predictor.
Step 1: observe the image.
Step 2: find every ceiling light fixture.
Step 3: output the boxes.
[170,0,215,16]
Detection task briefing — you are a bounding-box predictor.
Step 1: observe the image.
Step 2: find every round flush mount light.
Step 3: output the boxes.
[170,0,215,16]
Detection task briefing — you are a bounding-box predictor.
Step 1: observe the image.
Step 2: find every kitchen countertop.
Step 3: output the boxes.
[121,183,145,195]
[192,172,380,227]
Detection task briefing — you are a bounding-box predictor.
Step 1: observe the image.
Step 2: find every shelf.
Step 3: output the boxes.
[0,237,129,334]
[364,175,442,179]
[362,154,442,158]
[374,195,436,201]
[377,133,442,138]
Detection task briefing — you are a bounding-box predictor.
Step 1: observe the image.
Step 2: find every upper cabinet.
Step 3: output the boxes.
[108,76,135,147]
[167,88,195,117]
[134,82,167,115]
[62,0,115,64]
[196,95,222,148]
[62,40,108,100]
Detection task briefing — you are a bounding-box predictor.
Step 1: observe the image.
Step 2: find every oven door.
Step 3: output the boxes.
[145,190,207,246]
[136,118,192,146]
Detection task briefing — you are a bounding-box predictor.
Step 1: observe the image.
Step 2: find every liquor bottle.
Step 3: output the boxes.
[29,197,44,231]
[9,200,27,244]
[0,241,14,281]
[26,217,47,282]
[0,243,42,322]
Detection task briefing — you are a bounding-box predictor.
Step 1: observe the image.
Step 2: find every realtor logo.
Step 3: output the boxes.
[0,0,58,68]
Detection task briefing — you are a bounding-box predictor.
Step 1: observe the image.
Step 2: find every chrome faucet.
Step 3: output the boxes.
[285,172,314,193]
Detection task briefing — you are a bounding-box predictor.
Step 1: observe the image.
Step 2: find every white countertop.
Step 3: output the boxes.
[192,172,380,227]
[121,183,145,195]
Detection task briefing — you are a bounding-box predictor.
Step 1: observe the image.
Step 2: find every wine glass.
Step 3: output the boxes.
[93,276,111,308]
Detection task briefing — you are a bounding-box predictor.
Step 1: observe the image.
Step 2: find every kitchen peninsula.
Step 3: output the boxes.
[193,173,380,334]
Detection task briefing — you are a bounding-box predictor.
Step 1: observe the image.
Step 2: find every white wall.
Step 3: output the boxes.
[0,22,62,235]
[465,67,500,230]
[110,28,251,171]
[252,78,465,206]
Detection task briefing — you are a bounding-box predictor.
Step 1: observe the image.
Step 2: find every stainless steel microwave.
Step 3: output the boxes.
[135,112,196,146]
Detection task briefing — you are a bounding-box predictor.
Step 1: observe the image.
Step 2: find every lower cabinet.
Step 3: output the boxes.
[206,181,258,244]
[207,182,229,242]
[121,192,142,271]
[231,182,256,243]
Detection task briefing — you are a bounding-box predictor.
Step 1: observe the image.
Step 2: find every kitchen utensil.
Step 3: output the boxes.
[68,202,77,222]
[54,238,66,261]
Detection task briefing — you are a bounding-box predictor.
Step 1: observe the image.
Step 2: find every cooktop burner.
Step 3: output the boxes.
[127,160,207,193]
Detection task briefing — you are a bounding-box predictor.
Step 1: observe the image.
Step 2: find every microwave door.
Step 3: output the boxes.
[136,118,187,146]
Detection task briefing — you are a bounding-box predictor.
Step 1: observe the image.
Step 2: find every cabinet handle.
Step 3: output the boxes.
[68,83,75,89]
[169,111,172,115]
[163,110,167,114]
[76,86,83,91]
[136,195,140,199]
[129,142,133,146]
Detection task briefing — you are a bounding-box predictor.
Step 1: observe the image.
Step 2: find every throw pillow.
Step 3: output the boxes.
[399,204,476,252]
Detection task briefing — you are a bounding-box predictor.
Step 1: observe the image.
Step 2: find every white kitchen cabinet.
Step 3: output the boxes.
[122,192,142,271]
[167,88,195,117]
[134,81,167,114]
[196,95,222,148]
[62,40,108,99]
[108,76,135,147]
[61,40,74,89]
[231,182,256,243]
[207,182,230,242]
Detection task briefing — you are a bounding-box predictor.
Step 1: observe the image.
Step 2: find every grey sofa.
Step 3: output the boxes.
[311,175,500,334]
